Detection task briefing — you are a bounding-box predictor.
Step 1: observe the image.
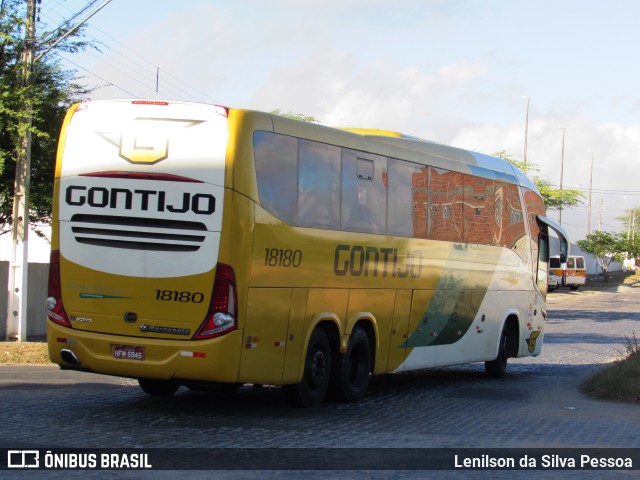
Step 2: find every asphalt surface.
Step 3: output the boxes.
[1,281,639,479]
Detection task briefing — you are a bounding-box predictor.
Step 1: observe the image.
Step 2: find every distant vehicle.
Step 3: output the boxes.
[565,256,587,290]
[549,255,586,291]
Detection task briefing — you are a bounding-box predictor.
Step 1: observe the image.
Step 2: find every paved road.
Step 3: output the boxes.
[1,283,639,479]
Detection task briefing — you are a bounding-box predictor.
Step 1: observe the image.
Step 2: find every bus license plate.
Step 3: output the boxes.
[113,345,145,361]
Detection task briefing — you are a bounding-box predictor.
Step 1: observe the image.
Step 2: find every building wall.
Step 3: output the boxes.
[1,262,49,341]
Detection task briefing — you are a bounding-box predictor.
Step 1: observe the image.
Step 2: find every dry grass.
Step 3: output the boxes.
[0,342,51,365]
[580,271,640,404]
[582,333,640,404]
[582,269,640,291]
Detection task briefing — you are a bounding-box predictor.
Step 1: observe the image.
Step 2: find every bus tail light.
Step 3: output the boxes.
[47,250,71,327]
[194,263,237,339]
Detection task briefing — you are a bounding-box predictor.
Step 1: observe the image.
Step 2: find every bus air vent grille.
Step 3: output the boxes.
[69,214,207,252]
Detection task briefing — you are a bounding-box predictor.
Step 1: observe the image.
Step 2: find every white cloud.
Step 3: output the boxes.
[250,52,489,135]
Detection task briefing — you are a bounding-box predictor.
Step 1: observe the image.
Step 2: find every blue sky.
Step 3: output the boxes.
[38,0,640,243]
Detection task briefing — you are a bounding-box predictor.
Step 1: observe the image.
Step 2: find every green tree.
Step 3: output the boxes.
[577,231,627,281]
[0,0,90,235]
[493,150,584,212]
[616,206,640,239]
[621,235,640,267]
[270,109,320,123]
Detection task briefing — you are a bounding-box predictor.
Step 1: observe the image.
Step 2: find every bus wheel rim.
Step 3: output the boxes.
[310,350,327,386]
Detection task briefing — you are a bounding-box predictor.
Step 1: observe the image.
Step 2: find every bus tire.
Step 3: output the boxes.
[331,326,372,403]
[485,324,508,378]
[284,328,331,407]
[138,378,180,396]
[570,285,579,291]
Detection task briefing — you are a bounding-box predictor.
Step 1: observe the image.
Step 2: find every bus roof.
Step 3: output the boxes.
[321,121,537,193]
[356,133,536,190]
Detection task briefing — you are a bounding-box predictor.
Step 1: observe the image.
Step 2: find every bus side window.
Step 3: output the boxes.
[298,139,341,230]
[429,167,464,242]
[523,187,546,271]
[387,158,428,238]
[253,131,298,225]
[341,150,387,234]
[536,230,549,294]
[464,176,495,245]
[495,182,530,255]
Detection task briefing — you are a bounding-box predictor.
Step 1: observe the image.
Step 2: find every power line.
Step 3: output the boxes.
[56,52,137,97]
[60,45,190,100]
[39,0,103,44]
[36,0,114,62]
[39,1,213,102]
[83,24,214,102]
[545,183,640,196]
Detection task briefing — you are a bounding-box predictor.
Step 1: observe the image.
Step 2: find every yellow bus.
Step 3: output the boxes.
[47,100,568,407]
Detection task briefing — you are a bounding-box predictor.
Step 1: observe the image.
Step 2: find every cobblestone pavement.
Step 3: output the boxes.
[2,283,639,479]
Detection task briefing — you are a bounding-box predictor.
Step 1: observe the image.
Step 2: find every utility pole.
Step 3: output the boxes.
[587,149,594,236]
[5,0,113,341]
[6,0,36,341]
[558,126,566,225]
[597,198,603,232]
[522,96,530,173]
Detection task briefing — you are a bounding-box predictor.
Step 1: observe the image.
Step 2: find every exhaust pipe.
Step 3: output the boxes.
[60,349,81,366]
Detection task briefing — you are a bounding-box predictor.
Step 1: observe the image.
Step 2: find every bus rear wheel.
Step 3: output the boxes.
[138,378,180,396]
[284,327,331,407]
[331,326,372,403]
[485,324,508,378]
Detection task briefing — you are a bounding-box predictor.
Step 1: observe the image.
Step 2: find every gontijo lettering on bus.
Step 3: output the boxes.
[333,244,424,278]
[64,185,216,215]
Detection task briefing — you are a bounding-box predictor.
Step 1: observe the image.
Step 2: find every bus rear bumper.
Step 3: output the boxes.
[47,320,243,383]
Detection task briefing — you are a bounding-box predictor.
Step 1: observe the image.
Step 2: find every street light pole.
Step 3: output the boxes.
[587,149,594,235]
[558,125,566,225]
[522,96,530,173]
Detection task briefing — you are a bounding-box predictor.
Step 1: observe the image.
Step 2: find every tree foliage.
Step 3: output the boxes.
[493,150,584,212]
[616,206,640,237]
[270,109,321,123]
[533,177,585,212]
[0,0,90,235]
[576,231,627,280]
[625,236,640,261]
